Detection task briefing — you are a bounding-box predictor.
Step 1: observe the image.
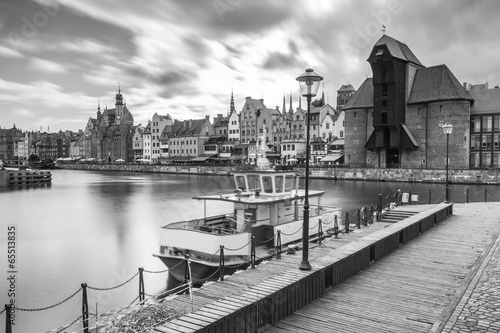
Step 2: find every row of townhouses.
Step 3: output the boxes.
[1,34,499,169]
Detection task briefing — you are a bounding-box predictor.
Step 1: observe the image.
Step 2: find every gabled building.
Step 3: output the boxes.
[132,125,144,159]
[151,113,173,159]
[167,116,214,160]
[227,92,240,142]
[344,34,473,169]
[337,84,356,111]
[0,125,23,160]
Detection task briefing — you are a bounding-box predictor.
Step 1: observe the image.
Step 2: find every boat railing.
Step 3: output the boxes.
[164,213,250,234]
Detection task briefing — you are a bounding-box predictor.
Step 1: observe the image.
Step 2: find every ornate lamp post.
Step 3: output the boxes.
[296,68,323,270]
[442,123,453,203]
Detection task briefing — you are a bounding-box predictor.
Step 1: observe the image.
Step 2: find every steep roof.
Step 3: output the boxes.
[407,65,474,104]
[169,119,208,138]
[343,78,374,110]
[337,84,356,93]
[469,87,500,114]
[372,35,423,67]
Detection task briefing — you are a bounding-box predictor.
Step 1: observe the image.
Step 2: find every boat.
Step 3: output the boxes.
[29,159,56,169]
[154,166,343,287]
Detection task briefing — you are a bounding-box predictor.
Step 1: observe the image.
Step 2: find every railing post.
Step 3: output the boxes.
[138,267,145,302]
[333,215,339,238]
[466,188,469,203]
[184,254,190,294]
[428,189,431,204]
[219,245,225,282]
[317,220,323,245]
[409,189,412,205]
[356,209,361,229]
[345,211,350,233]
[485,187,488,202]
[251,236,256,269]
[377,194,382,216]
[369,205,374,224]
[276,230,282,259]
[81,283,89,333]
[363,206,368,227]
[5,304,12,333]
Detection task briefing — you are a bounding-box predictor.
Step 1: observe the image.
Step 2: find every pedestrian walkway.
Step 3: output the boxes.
[261,202,500,333]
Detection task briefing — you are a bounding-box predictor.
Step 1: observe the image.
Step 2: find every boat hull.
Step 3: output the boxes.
[156,254,260,287]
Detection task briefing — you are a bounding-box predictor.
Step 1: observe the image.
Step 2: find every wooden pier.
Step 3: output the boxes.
[0,170,52,187]
[152,204,454,332]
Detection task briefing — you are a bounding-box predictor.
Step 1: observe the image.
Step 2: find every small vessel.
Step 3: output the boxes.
[29,159,56,169]
[155,127,342,286]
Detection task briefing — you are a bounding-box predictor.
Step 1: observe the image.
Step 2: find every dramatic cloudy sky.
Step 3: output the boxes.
[1,0,499,131]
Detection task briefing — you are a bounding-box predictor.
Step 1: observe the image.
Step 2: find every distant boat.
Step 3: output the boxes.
[29,160,56,170]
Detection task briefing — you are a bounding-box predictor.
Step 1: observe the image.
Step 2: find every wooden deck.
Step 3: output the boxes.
[153,204,448,332]
[261,202,500,333]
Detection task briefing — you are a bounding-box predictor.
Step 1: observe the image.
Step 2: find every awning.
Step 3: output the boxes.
[265,153,281,157]
[321,154,343,162]
[173,156,193,162]
[229,155,245,160]
[401,124,418,149]
[190,154,215,162]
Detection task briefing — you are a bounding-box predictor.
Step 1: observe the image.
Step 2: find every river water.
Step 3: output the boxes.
[0,169,498,333]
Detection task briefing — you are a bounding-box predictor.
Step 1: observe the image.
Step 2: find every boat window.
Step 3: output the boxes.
[247,174,261,191]
[262,176,273,193]
[275,175,283,193]
[284,175,294,191]
[235,175,246,191]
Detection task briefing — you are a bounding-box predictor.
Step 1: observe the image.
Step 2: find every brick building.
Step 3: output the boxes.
[344,34,473,169]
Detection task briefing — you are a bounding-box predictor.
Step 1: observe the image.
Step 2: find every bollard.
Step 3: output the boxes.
[356,209,361,229]
[428,189,431,204]
[409,189,412,205]
[81,283,89,333]
[251,236,256,269]
[138,267,145,302]
[466,188,469,203]
[485,187,488,202]
[219,245,225,282]
[345,211,350,233]
[369,205,374,224]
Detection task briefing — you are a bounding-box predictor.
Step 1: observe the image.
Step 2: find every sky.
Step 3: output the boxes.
[1,0,500,132]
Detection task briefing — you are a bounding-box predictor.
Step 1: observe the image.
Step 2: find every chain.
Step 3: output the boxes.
[45,315,83,333]
[281,227,302,236]
[88,271,139,291]
[17,286,82,312]
[225,239,252,251]
[143,268,169,274]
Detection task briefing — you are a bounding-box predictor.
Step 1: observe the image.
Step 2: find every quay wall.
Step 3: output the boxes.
[57,163,500,185]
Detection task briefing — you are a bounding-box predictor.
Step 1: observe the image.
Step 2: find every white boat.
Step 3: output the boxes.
[154,168,343,286]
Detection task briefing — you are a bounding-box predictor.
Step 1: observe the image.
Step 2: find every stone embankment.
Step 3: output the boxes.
[57,163,500,185]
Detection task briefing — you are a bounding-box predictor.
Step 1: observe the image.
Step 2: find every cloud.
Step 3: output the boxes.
[13,109,34,117]
[0,44,25,58]
[28,56,67,73]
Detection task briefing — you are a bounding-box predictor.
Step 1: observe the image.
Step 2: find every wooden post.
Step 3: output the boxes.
[184,254,190,294]
[485,187,488,202]
[466,188,469,203]
[428,189,432,204]
[81,283,89,333]
[333,215,338,238]
[356,209,361,229]
[409,189,412,205]
[363,206,368,227]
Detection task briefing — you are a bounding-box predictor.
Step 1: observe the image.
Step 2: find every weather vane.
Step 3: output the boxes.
[382,24,386,35]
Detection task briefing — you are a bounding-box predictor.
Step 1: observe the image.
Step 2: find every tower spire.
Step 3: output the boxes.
[282,92,286,114]
[230,89,235,113]
[298,94,302,109]
[289,90,293,113]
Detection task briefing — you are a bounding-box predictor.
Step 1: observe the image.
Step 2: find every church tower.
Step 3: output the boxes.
[115,83,124,118]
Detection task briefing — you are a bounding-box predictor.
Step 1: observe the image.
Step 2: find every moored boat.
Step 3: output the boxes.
[154,167,342,286]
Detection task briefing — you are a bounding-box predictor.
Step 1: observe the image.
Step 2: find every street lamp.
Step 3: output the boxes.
[442,123,453,203]
[296,68,323,270]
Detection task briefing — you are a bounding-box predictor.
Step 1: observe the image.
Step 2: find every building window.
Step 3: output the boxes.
[483,116,493,132]
[340,131,344,138]
[416,124,422,130]
[353,126,358,132]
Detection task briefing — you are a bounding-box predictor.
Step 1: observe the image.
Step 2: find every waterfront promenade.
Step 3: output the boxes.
[261,202,500,333]
[152,202,500,332]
